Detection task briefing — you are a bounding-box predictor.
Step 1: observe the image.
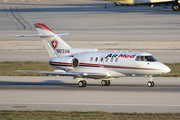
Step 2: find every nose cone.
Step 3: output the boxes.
[162,64,171,74]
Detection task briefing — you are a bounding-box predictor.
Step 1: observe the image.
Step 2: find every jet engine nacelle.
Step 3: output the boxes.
[49,57,80,70]
[72,58,79,68]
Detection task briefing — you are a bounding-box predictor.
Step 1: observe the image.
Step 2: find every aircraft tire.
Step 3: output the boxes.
[83,80,87,87]
[101,80,107,86]
[172,5,179,11]
[151,81,155,87]
[78,81,84,87]
[106,80,111,86]
[147,81,152,87]
[147,81,154,87]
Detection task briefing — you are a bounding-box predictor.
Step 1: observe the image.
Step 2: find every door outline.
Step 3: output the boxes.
[99,56,105,67]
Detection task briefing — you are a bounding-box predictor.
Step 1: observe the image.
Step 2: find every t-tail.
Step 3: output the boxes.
[34,23,71,58]
[16,23,97,58]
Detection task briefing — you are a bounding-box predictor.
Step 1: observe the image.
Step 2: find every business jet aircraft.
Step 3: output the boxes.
[108,0,180,11]
[16,23,171,87]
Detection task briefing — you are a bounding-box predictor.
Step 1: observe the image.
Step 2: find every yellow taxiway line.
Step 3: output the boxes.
[0,40,12,43]
[146,41,180,46]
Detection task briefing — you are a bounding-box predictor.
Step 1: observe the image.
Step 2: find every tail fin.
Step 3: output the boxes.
[34,23,71,58]
[16,23,98,58]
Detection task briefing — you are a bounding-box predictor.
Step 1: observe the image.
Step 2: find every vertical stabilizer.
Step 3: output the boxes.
[34,23,71,58]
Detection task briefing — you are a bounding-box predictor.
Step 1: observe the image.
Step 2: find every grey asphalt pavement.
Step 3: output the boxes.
[0,76,180,113]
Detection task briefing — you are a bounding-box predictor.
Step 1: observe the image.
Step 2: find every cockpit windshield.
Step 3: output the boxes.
[135,55,157,62]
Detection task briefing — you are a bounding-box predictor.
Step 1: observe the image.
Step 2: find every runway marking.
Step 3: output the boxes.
[145,41,180,46]
[0,102,180,107]
[0,40,12,43]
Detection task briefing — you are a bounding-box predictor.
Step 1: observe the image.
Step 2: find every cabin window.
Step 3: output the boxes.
[115,58,118,62]
[95,57,98,62]
[101,57,103,62]
[106,58,108,62]
[111,58,113,62]
[90,57,93,61]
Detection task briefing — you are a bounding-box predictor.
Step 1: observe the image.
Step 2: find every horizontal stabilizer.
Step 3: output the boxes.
[15,33,70,37]
[14,70,107,77]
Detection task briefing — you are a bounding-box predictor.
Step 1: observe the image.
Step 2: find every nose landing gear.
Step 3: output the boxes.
[147,76,155,87]
[147,81,155,87]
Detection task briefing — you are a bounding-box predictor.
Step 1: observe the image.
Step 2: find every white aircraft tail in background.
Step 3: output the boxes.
[15,23,171,87]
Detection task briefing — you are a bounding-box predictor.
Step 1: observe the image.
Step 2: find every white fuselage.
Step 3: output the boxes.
[111,0,174,4]
[49,51,171,79]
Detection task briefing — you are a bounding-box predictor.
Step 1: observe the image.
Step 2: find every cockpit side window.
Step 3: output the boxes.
[136,55,157,62]
[145,56,157,61]
[139,56,144,61]
[135,56,139,61]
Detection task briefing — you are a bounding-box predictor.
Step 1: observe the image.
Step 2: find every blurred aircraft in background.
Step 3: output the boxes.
[108,0,180,11]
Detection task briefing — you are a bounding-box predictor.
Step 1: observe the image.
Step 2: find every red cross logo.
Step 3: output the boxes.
[51,40,58,49]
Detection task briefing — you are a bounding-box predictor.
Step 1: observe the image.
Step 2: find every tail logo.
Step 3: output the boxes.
[51,40,58,49]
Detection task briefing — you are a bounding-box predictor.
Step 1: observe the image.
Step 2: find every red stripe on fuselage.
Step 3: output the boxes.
[49,61,157,70]
[49,61,71,65]
[80,63,157,70]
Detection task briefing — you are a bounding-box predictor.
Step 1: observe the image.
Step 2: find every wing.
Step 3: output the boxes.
[14,70,108,78]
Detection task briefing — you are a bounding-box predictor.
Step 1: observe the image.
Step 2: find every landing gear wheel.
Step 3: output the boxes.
[101,80,107,86]
[78,81,84,87]
[147,81,152,87]
[151,81,155,87]
[147,81,154,87]
[172,5,179,11]
[83,80,87,87]
[106,80,111,86]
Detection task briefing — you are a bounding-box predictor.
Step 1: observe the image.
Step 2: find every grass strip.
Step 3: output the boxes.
[0,111,180,120]
[0,62,180,77]
[0,61,56,76]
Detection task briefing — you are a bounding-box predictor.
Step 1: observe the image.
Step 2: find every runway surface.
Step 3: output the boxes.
[0,76,180,113]
[0,50,179,63]
[0,0,180,63]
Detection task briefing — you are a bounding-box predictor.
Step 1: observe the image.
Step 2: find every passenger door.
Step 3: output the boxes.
[99,56,104,67]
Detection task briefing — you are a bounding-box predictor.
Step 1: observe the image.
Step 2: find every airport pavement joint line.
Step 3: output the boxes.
[0,102,180,107]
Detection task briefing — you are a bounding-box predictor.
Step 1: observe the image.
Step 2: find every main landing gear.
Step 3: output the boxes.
[147,76,155,87]
[101,80,111,86]
[78,80,111,87]
[78,80,87,87]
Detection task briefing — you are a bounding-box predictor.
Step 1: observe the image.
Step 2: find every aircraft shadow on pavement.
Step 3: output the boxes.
[0,80,99,87]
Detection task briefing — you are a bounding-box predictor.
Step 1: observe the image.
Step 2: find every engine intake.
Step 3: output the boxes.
[72,58,79,67]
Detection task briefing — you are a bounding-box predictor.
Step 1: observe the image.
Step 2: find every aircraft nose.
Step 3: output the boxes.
[162,64,171,74]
